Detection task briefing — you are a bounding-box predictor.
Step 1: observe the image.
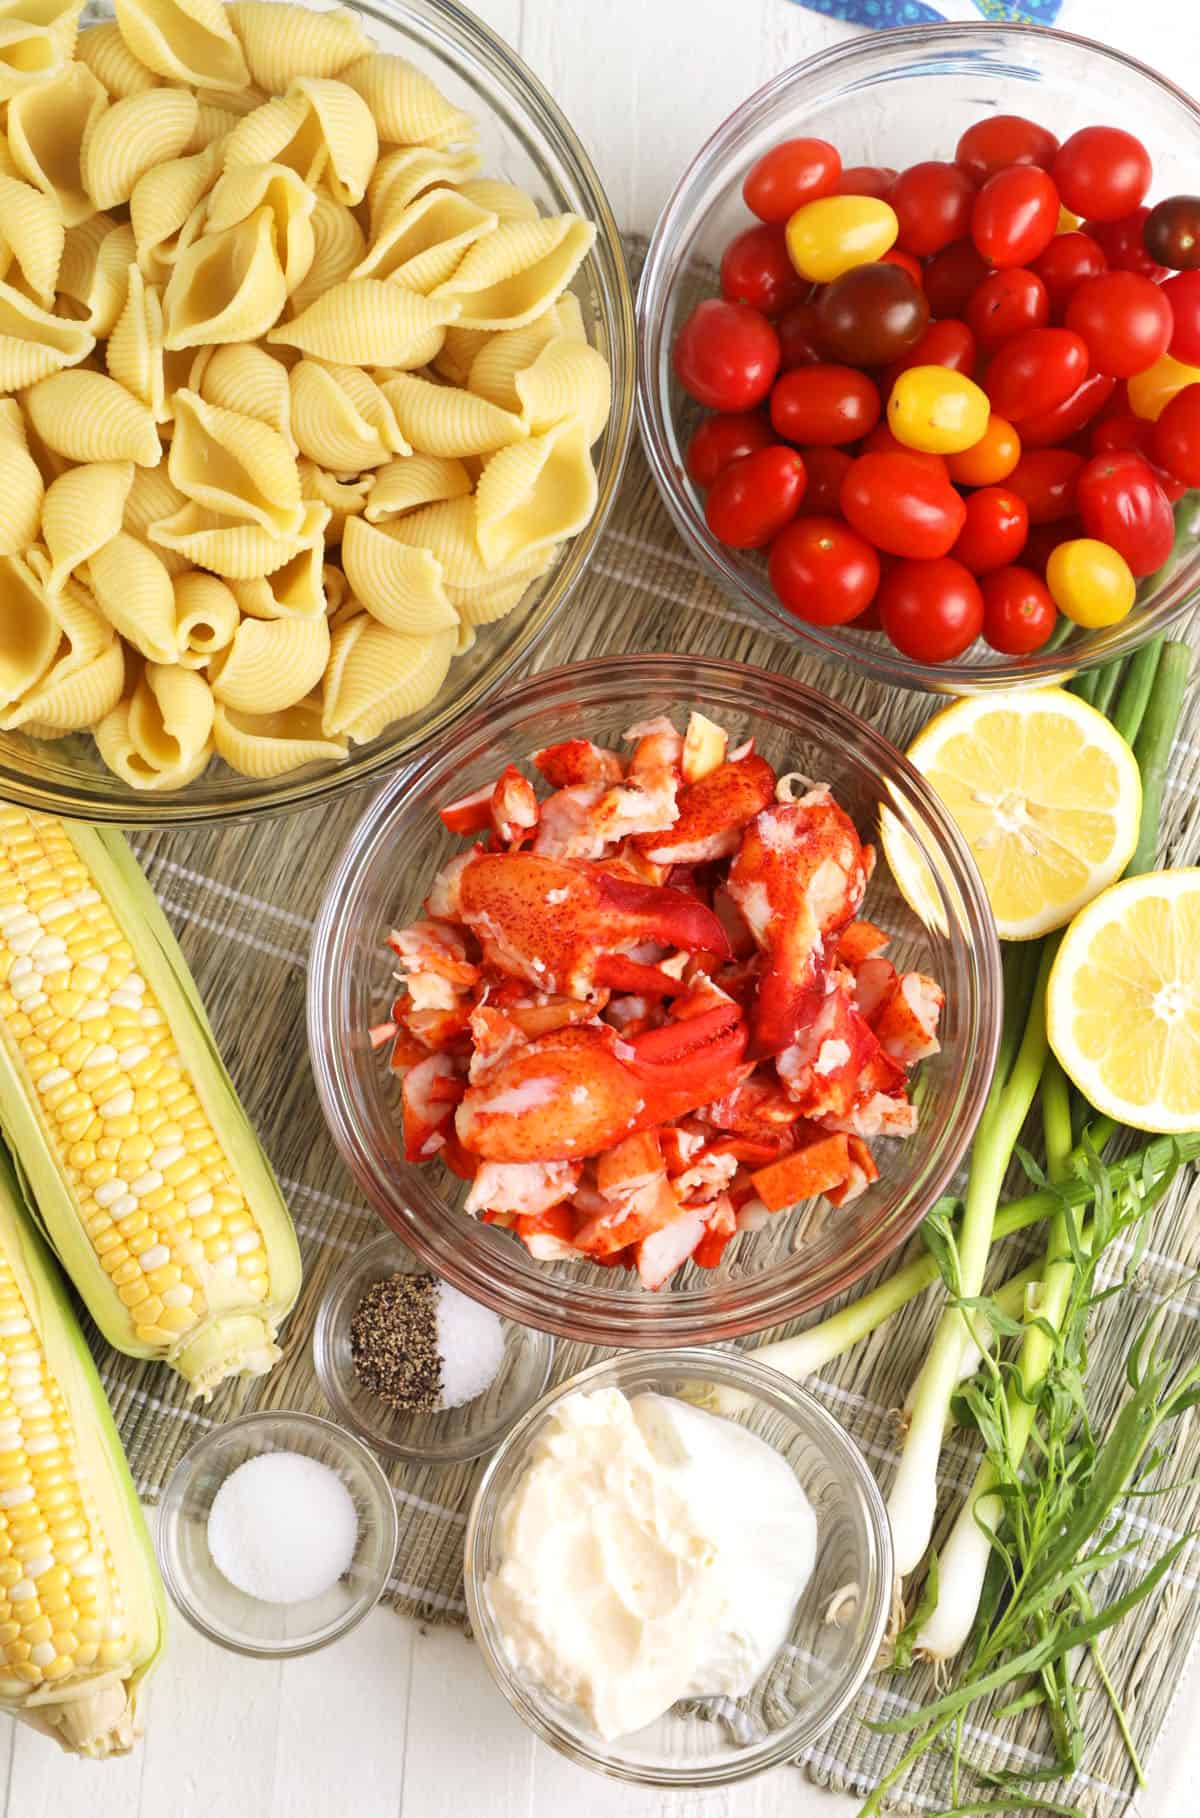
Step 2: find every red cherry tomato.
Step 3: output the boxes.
[1053,126,1152,223]
[966,267,1050,353]
[1064,271,1173,377]
[1023,517,1084,575]
[1031,232,1108,316]
[1161,271,1200,366]
[985,327,1090,422]
[673,299,780,410]
[955,114,1059,185]
[835,165,897,201]
[881,247,924,286]
[767,515,880,625]
[981,565,1057,653]
[884,317,977,387]
[1005,448,1084,523]
[770,364,882,445]
[923,240,990,318]
[950,486,1029,574]
[1082,209,1166,280]
[1091,408,1158,459]
[971,166,1060,268]
[878,557,984,662]
[743,138,842,223]
[1017,371,1117,448]
[685,411,773,489]
[775,300,826,370]
[1075,449,1175,577]
[840,451,966,558]
[1143,195,1200,271]
[704,445,808,549]
[720,223,808,316]
[793,446,855,516]
[1152,382,1200,486]
[860,422,950,476]
[891,160,976,257]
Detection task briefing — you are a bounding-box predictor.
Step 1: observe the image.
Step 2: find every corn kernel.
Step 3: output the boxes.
[117,1281,149,1309]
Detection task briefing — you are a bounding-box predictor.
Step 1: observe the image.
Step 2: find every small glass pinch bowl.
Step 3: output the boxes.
[464,1348,892,1786]
[155,1411,398,1658]
[313,1230,555,1464]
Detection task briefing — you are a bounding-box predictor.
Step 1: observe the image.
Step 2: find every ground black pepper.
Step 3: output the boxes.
[349,1273,443,1412]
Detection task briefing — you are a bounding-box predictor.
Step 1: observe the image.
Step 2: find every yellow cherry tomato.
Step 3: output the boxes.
[785,195,898,284]
[887,365,990,455]
[946,415,1021,485]
[1056,206,1081,233]
[1046,539,1136,628]
[1127,352,1200,421]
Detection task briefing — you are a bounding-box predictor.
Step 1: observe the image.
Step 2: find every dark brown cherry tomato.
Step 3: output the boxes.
[1031,232,1108,317]
[881,247,925,286]
[775,300,827,370]
[720,223,808,316]
[1005,448,1084,524]
[793,447,855,516]
[860,423,950,476]
[1053,127,1152,223]
[1075,449,1175,577]
[955,114,1059,185]
[1064,271,1173,377]
[743,138,841,223]
[1082,209,1166,280]
[985,327,1090,422]
[673,299,780,410]
[770,364,881,445]
[884,317,977,387]
[1023,517,1084,575]
[878,557,984,662]
[768,515,880,625]
[950,486,1029,574]
[834,165,897,201]
[923,240,991,319]
[840,451,966,558]
[891,161,976,257]
[685,411,773,489]
[972,166,1059,268]
[1016,371,1116,448]
[704,445,807,549]
[981,565,1057,653]
[1162,271,1200,365]
[966,267,1049,353]
[815,262,929,366]
[1143,195,1200,271]
[1152,383,1200,486]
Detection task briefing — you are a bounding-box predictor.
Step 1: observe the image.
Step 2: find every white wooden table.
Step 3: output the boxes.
[11,1,1196,1814]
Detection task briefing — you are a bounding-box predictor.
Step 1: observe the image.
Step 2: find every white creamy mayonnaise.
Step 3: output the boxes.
[485,1386,818,1740]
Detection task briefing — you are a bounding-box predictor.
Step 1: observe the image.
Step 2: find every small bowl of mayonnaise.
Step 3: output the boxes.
[463,1347,892,1786]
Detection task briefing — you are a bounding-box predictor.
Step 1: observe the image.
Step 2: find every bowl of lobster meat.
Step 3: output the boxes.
[308,655,1001,1347]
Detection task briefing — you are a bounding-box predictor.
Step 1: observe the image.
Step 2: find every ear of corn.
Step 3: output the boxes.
[0,1141,165,1756]
[0,807,301,1398]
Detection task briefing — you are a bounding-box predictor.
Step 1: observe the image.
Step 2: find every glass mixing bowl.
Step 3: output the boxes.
[5,0,634,824]
[638,23,1200,695]
[464,1349,893,1786]
[307,654,1001,1348]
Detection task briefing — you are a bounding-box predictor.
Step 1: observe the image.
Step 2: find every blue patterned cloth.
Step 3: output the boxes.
[793,0,1063,25]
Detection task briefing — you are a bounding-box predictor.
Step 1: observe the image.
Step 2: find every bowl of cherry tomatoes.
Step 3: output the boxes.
[637,23,1200,689]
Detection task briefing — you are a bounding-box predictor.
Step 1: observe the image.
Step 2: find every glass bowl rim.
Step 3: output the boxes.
[635,19,1200,694]
[462,1344,894,1787]
[312,1229,557,1464]
[306,650,1003,1347]
[154,1407,400,1658]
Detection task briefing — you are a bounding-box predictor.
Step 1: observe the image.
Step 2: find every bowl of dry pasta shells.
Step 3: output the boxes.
[0,0,635,822]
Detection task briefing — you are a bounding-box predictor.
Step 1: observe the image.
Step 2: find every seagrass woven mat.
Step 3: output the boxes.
[91,396,1200,1813]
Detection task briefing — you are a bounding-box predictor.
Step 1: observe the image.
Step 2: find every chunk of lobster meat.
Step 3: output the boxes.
[701,1073,803,1136]
[402,1053,464,1161]
[852,956,897,1022]
[532,739,624,788]
[533,768,681,859]
[424,847,479,920]
[692,1192,738,1268]
[455,852,731,999]
[635,1201,709,1289]
[464,1159,581,1219]
[387,1026,432,1074]
[388,919,480,1010]
[825,1136,879,1207]
[491,992,603,1040]
[776,978,883,1122]
[670,1144,740,1205]
[624,715,683,775]
[836,920,891,968]
[595,1129,666,1201]
[659,1123,709,1174]
[822,1051,917,1140]
[576,1171,681,1257]
[438,784,494,835]
[871,972,944,1064]
[727,790,870,1056]
[635,754,778,866]
[490,765,540,846]
[606,993,651,1031]
[400,1003,473,1052]
[467,1003,528,1081]
[528,784,608,859]
[681,711,729,784]
[713,884,757,959]
[750,1134,853,1212]
[517,1203,585,1261]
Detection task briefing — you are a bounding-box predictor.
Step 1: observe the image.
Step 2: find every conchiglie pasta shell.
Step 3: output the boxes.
[453,569,536,627]
[228,541,326,619]
[113,0,249,92]
[95,697,213,790]
[432,215,596,331]
[363,452,470,522]
[149,497,329,579]
[341,515,457,634]
[192,340,295,449]
[128,660,215,767]
[204,160,316,294]
[123,462,189,573]
[0,0,82,103]
[0,172,64,306]
[456,178,540,226]
[227,2,368,93]
[75,20,159,96]
[87,530,179,661]
[322,618,454,743]
[268,278,457,366]
[466,311,566,414]
[516,339,611,443]
[213,694,346,776]
[0,399,44,556]
[378,371,527,459]
[107,267,191,420]
[0,282,94,389]
[57,217,135,336]
[187,102,240,151]
[554,291,587,342]
[131,142,222,282]
[353,188,496,293]
[290,75,376,207]
[296,460,371,544]
[382,493,493,587]
[433,321,492,386]
[25,370,161,466]
[0,552,62,704]
[286,192,364,318]
[82,85,198,209]
[475,419,596,571]
[42,459,134,590]
[169,387,303,536]
[3,634,124,731]
[172,569,239,666]
[289,359,408,471]
[220,90,323,184]
[163,205,288,349]
[339,53,474,150]
[367,145,479,231]
[209,611,329,713]
[7,62,107,226]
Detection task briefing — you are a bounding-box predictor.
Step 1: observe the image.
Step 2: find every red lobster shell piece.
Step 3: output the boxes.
[634,754,778,865]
